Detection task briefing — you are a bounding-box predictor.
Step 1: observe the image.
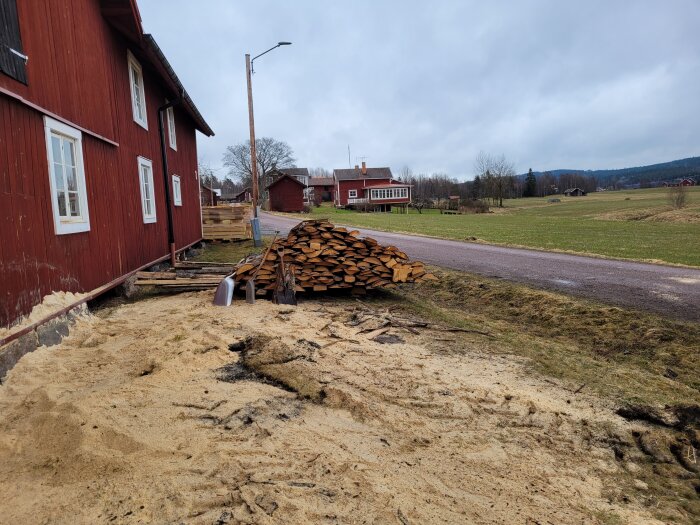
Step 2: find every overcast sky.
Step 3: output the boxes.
[139,0,700,180]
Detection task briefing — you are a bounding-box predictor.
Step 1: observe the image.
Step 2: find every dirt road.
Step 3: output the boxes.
[0,294,666,524]
[260,212,700,322]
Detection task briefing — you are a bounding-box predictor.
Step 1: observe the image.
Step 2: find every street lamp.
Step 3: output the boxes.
[246,41,292,246]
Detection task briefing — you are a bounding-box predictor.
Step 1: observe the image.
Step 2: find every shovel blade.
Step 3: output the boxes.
[213,276,235,306]
[245,279,256,304]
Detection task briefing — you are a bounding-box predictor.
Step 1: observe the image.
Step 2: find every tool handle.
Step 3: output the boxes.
[250,233,278,280]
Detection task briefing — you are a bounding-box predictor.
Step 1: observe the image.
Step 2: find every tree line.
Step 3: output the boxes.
[201,138,605,207]
[401,152,599,206]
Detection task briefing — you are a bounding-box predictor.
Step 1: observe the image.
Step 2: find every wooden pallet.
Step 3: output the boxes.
[134,262,235,290]
[202,204,253,241]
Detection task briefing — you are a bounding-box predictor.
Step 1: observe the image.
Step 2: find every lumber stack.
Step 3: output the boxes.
[233,219,436,296]
[202,204,253,241]
[134,261,234,291]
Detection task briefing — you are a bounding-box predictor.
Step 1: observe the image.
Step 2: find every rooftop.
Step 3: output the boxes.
[308,177,334,186]
[276,168,309,178]
[333,167,393,181]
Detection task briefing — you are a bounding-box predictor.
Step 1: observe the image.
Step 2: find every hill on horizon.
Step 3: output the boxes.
[521,156,700,186]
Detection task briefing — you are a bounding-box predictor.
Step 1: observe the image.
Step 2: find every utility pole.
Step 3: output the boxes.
[244,42,291,247]
[245,53,262,246]
[245,53,258,214]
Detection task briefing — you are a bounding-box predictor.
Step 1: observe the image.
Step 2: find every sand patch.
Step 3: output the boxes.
[0,290,88,338]
[0,293,670,524]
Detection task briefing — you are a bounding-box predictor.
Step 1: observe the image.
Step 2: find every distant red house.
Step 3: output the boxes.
[333,162,411,210]
[233,187,252,202]
[663,178,697,187]
[0,0,213,331]
[308,177,335,205]
[266,173,305,212]
[200,183,219,206]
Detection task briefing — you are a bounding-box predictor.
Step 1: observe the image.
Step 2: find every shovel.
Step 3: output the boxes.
[272,249,297,305]
[213,272,236,306]
[246,234,278,304]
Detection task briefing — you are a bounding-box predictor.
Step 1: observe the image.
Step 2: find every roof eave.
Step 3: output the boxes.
[143,35,214,137]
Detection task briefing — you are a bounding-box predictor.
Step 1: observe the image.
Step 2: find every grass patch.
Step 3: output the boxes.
[190,236,276,264]
[293,188,700,266]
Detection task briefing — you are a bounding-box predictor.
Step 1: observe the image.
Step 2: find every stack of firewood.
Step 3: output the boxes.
[234,219,437,295]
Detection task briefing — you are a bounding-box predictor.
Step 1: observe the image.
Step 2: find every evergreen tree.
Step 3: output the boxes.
[524,168,537,197]
[471,175,481,200]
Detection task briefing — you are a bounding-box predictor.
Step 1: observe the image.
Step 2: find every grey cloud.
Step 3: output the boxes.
[138,0,700,179]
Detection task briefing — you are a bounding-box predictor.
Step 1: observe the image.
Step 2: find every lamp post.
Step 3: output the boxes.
[246,41,291,246]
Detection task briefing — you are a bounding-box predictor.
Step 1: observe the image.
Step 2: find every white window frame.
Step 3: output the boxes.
[370,187,409,200]
[128,51,148,130]
[44,117,91,235]
[137,156,157,223]
[172,174,182,206]
[348,189,358,198]
[166,105,177,150]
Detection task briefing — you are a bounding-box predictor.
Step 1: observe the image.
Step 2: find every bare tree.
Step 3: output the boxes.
[474,151,515,207]
[222,137,295,197]
[668,185,688,209]
[197,162,217,188]
[308,167,332,178]
[221,177,243,195]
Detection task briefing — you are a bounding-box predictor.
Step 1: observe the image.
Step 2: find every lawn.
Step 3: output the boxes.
[292,187,700,266]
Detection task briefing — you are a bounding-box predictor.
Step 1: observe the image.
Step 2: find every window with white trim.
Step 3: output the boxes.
[166,105,177,150]
[137,157,156,223]
[348,189,357,198]
[370,187,409,200]
[172,175,182,206]
[128,51,148,129]
[44,117,90,235]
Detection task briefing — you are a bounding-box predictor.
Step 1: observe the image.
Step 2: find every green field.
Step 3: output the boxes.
[291,187,700,266]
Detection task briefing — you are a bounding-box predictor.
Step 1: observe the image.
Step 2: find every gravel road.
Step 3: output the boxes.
[260,211,700,322]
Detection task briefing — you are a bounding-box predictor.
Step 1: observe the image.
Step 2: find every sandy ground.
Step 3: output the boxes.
[0,292,665,524]
[0,291,87,340]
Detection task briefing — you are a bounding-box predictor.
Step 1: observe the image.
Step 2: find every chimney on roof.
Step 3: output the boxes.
[361,161,367,175]
[354,164,359,170]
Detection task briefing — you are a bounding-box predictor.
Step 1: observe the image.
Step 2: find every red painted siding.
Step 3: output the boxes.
[0,0,206,328]
[268,177,305,212]
[310,184,334,205]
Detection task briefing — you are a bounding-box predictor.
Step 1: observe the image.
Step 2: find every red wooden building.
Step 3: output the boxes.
[200,183,219,206]
[0,0,214,329]
[266,173,306,212]
[333,162,411,210]
[308,176,335,205]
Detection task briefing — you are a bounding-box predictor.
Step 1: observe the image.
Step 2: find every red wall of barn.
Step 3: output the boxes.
[0,0,204,328]
[269,178,304,212]
[311,185,334,205]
